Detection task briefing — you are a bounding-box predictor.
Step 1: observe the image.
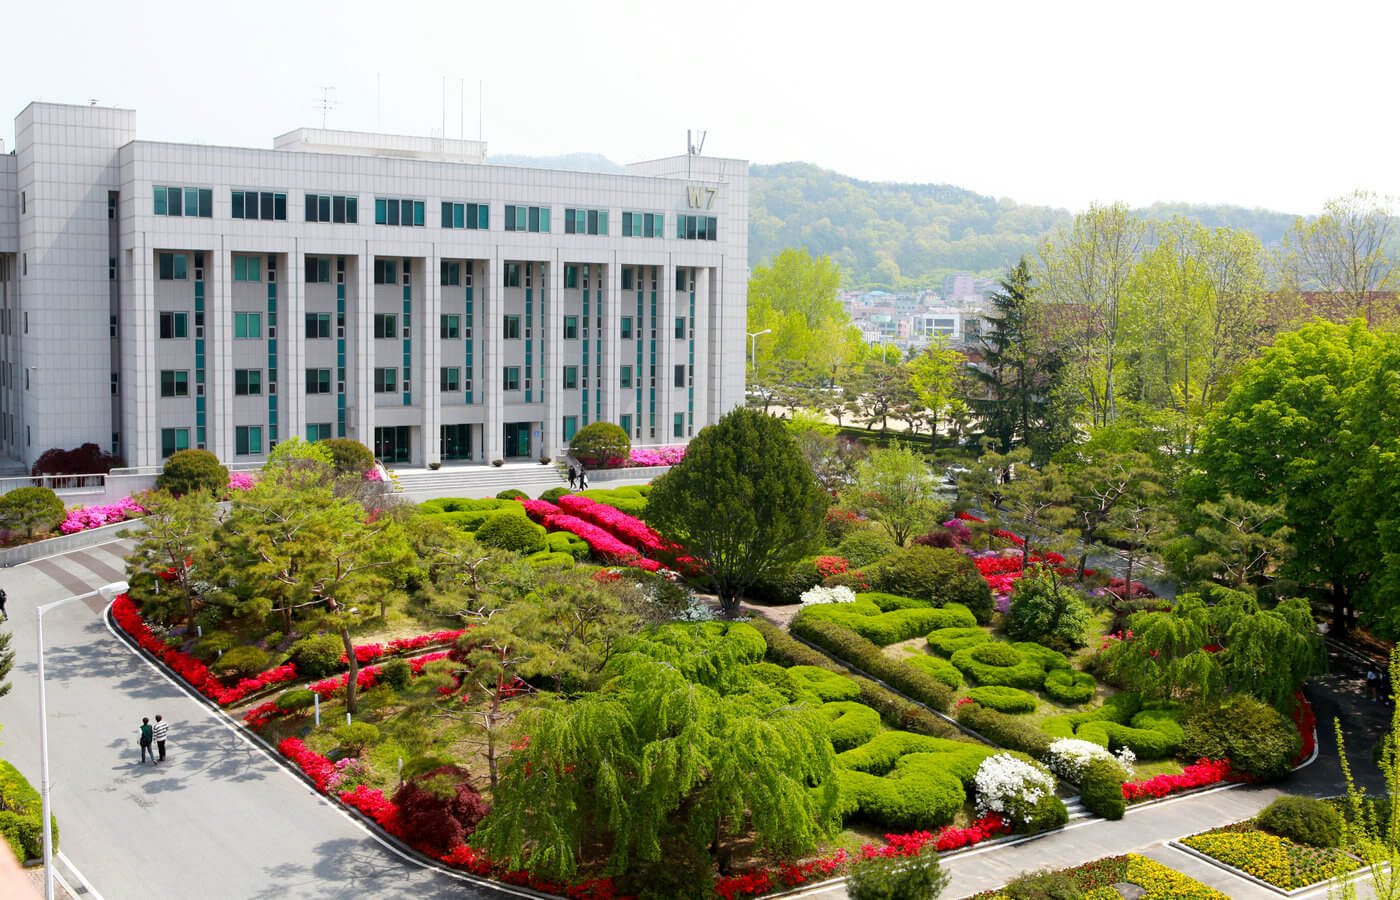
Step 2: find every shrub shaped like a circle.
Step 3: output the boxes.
[1258,795,1343,848]
[495,489,528,500]
[967,686,1038,714]
[332,722,380,754]
[1181,694,1300,780]
[569,421,630,468]
[822,701,882,751]
[788,665,861,702]
[317,438,375,476]
[474,509,546,554]
[1044,669,1097,705]
[275,688,316,712]
[951,641,1047,689]
[0,485,65,537]
[903,655,964,689]
[539,487,571,503]
[156,449,228,497]
[214,645,269,679]
[927,626,991,656]
[380,658,411,690]
[289,634,345,678]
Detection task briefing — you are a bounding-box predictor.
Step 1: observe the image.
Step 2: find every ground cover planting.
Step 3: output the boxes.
[962,852,1230,899]
[1178,820,1361,890]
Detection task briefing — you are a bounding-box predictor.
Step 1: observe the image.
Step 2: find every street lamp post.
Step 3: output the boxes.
[37,580,128,900]
[746,328,772,371]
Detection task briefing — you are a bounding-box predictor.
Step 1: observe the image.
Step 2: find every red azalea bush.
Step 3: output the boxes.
[814,556,849,579]
[341,784,404,837]
[1121,758,1233,801]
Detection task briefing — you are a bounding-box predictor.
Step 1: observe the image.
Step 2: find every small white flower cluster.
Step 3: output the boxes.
[1046,738,1135,782]
[799,585,857,607]
[974,753,1057,824]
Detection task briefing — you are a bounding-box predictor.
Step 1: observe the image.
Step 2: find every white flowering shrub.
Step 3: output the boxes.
[799,585,857,607]
[973,753,1057,826]
[1046,738,1135,782]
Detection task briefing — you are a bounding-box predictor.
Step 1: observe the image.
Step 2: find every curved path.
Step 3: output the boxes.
[2,539,520,900]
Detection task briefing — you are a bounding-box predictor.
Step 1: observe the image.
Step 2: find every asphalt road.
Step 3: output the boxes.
[0,539,519,900]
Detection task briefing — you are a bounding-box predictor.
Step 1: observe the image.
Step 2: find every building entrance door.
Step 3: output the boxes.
[503,422,532,458]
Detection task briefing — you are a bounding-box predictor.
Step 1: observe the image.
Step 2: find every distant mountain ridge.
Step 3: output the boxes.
[486,154,1300,287]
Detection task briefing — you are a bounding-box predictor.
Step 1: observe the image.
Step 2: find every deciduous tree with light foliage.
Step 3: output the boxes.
[841,443,944,547]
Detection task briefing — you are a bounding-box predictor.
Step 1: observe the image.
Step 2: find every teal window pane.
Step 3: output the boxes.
[375,198,387,224]
[515,206,526,231]
[598,210,608,235]
[153,185,167,216]
[185,188,198,216]
[346,197,358,223]
[477,204,489,229]
[678,216,686,238]
[172,254,187,280]
[539,207,550,232]
[198,188,212,217]
[413,201,424,226]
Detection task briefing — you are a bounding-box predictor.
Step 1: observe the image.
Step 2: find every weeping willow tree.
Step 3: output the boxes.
[1111,588,1323,708]
[470,653,839,884]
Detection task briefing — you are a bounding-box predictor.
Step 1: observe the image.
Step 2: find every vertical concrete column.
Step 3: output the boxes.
[656,258,676,445]
[482,249,503,462]
[602,254,621,424]
[543,254,564,456]
[123,235,156,466]
[692,266,711,431]
[422,249,441,466]
[209,240,234,461]
[284,241,306,444]
[352,244,374,446]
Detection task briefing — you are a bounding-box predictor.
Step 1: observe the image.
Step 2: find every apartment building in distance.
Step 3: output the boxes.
[0,102,748,469]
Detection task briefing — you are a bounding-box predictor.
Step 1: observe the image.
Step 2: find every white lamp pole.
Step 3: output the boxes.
[37,580,128,900]
[746,328,772,372]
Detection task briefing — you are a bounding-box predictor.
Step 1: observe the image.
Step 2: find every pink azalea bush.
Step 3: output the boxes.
[59,495,146,534]
[628,446,686,467]
[227,471,256,492]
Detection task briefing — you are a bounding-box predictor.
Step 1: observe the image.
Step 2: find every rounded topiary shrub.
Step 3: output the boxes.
[967,686,1038,714]
[289,633,346,678]
[787,665,862,702]
[1258,795,1343,847]
[1079,757,1126,820]
[971,643,1020,666]
[569,421,630,468]
[193,631,238,662]
[903,654,964,689]
[1003,868,1084,899]
[872,546,994,623]
[822,701,882,751]
[951,641,1047,689]
[0,485,65,537]
[495,489,528,501]
[836,529,898,568]
[214,646,269,679]
[927,626,991,656]
[332,721,380,754]
[1043,669,1096,705]
[474,510,546,554]
[1004,569,1093,651]
[380,658,411,690]
[275,688,316,713]
[318,438,375,476]
[391,765,490,855]
[539,487,571,503]
[1180,694,1301,781]
[156,449,228,497]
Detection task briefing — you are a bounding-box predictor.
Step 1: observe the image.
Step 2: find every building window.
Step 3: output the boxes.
[110,257,117,280]
[234,313,262,339]
[233,254,262,282]
[622,268,634,290]
[440,315,461,339]
[674,413,685,438]
[620,414,632,437]
[157,253,187,281]
[112,372,120,395]
[564,265,579,290]
[677,215,719,241]
[440,261,461,286]
[441,202,489,230]
[675,316,687,339]
[374,197,425,227]
[161,428,190,458]
[374,314,398,339]
[305,257,332,283]
[563,416,579,442]
[305,313,331,338]
[235,425,264,455]
[621,211,664,238]
[563,316,578,340]
[620,365,633,389]
[304,193,358,224]
[373,259,398,285]
[440,367,460,392]
[159,312,188,339]
[159,370,189,397]
[564,208,608,235]
[231,190,288,221]
[563,366,578,390]
[503,205,550,233]
[503,315,521,339]
[307,422,332,442]
[621,317,634,340]
[153,186,212,218]
[503,263,521,288]
[503,367,521,391]
[306,368,332,394]
[235,369,263,396]
[675,364,686,388]
[374,368,398,393]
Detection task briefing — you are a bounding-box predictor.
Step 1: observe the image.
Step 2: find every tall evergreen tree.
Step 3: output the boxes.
[0,629,12,698]
[969,257,1058,453]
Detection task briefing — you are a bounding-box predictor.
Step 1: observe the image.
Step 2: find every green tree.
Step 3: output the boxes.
[1061,448,1161,579]
[0,486,65,538]
[1283,190,1399,327]
[156,449,228,496]
[644,407,827,617]
[907,336,965,450]
[0,629,13,698]
[747,248,862,379]
[1183,494,1292,593]
[125,488,217,622]
[847,359,918,434]
[569,421,631,468]
[841,443,944,547]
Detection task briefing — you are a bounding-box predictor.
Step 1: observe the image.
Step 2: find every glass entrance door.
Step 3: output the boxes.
[441,424,472,460]
[503,422,532,458]
[374,426,411,462]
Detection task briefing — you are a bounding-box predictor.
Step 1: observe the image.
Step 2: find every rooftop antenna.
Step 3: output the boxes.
[316,86,338,129]
[686,129,707,179]
[89,99,99,106]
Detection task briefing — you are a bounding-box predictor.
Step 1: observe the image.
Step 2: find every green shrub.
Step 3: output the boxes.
[332,722,381,754]
[539,487,571,503]
[1004,569,1093,650]
[0,759,56,861]
[475,509,546,553]
[870,546,994,623]
[837,756,968,832]
[968,686,1038,714]
[318,438,375,476]
[1258,795,1343,847]
[796,599,976,646]
[787,665,861,702]
[495,489,528,500]
[837,530,898,568]
[1079,758,1126,820]
[275,689,316,712]
[956,703,1054,758]
[1041,695,1182,759]
[0,486,65,537]
[1043,669,1096,705]
[545,530,590,559]
[790,616,955,712]
[1011,642,1070,672]
[380,658,411,690]
[951,642,1047,689]
[264,631,284,650]
[748,557,823,605]
[156,449,228,496]
[1181,695,1300,780]
[526,551,575,569]
[193,631,238,662]
[740,662,804,702]
[926,627,990,656]
[902,655,964,689]
[401,755,454,781]
[289,634,346,678]
[569,421,630,468]
[822,701,882,751]
[845,845,950,900]
[1002,868,1085,900]
[214,646,269,679]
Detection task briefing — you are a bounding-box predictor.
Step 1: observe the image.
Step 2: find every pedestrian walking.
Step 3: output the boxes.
[1367,668,1379,701]
[153,715,169,762]
[139,717,156,765]
[567,465,577,489]
[0,587,7,621]
[578,467,588,490]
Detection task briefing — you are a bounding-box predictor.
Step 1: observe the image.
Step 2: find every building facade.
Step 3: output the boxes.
[0,102,748,469]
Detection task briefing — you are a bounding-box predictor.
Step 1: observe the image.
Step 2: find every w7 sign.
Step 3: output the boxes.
[687,186,717,210]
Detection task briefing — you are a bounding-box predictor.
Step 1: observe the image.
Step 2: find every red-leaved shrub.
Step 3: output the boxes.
[391,765,491,854]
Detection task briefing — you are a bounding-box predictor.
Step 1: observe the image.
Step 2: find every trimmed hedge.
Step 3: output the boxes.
[1011,642,1070,672]
[1258,796,1343,848]
[1044,669,1096,705]
[1080,758,1126,820]
[789,615,955,712]
[795,599,976,646]
[926,627,991,656]
[275,689,315,712]
[526,551,575,569]
[967,686,1038,714]
[902,654,964,689]
[475,510,547,553]
[788,665,862,702]
[1041,694,1183,760]
[822,701,883,751]
[950,641,1048,689]
[0,758,55,861]
[545,530,589,559]
[835,732,997,832]
[955,702,1054,758]
[868,546,995,623]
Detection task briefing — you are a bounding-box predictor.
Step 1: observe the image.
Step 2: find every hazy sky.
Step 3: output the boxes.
[6,0,1394,215]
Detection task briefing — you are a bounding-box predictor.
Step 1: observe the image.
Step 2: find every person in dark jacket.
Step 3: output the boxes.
[139,717,156,765]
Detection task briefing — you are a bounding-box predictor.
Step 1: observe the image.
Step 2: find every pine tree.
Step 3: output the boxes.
[969,257,1060,454]
[0,629,13,698]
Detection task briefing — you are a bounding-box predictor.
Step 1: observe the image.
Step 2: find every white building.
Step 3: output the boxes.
[0,102,749,469]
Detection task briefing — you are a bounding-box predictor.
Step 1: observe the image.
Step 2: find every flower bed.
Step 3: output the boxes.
[1122,758,1233,801]
[627,446,685,467]
[1178,823,1361,889]
[59,495,146,534]
[518,498,680,575]
[967,852,1229,899]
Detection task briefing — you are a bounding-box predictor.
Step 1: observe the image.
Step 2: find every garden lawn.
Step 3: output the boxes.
[1178,821,1361,890]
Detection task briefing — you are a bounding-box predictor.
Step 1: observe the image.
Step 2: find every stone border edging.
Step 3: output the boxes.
[1166,839,1349,897]
[0,517,147,567]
